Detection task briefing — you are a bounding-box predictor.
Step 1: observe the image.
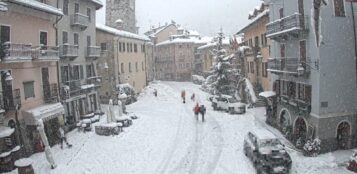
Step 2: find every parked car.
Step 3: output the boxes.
[211,95,246,114]
[243,130,292,174]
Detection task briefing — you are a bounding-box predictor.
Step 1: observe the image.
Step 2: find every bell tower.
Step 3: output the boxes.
[106,0,137,33]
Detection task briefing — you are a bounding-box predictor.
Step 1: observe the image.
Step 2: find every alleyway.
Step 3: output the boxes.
[7,82,353,174]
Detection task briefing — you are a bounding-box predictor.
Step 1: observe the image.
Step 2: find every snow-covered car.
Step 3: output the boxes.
[211,95,246,114]
[243,130,292,174]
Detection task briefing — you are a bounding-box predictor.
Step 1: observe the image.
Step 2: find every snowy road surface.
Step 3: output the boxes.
[8,82,353,174]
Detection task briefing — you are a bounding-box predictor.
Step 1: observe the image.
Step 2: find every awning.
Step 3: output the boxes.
[259,91,276,98]
[23,103,65,125]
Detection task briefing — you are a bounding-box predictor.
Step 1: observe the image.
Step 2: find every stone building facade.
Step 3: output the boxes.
[106,0,137,33]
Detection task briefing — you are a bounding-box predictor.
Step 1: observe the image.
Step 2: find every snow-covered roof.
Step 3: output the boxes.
[237,9,269,34]
[9,0,63,16]
[259,91,276,98]
[148,24,177,37]
[156,37,209,46]
[97,24,150,41]
[91,0,103,9]
[197,38,230,50]
[0,126,15,138]
[23,102,65,125]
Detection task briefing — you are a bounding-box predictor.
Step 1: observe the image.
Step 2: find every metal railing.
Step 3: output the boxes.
[86,46,101,58]
[1,42,32,60]
[268,57,310,74]
[86,76,102,87]
[266,13,308,37]
[32,46,59,60]
[59,44,79,58]
[70,13,89,28]
[64,80,82,96]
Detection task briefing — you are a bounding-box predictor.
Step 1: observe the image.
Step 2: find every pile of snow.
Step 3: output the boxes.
[244,78,257,103]
[303,138,321,157]
[0,126,15,138]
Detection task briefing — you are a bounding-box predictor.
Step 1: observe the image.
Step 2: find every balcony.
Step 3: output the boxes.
[3,89,21,111]
[86,76,102,88]
[266,13,308,40]
[86,46,101,60]
[268,57,310,75]
[64,80,82,96]
[279,95,311,115]
[59,44,79,60]
[32,46,59,61]
[70,13,89,30]
[1,43,33,62]
[44,83,59,104]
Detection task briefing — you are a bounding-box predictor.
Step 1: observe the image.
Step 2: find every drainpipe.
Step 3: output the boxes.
[54,0,63,103]
[351,2,357,85]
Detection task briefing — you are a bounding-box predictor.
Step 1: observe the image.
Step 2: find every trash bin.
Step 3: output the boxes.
[15,158,34,174]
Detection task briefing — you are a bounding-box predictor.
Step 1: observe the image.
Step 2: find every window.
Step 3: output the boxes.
[87,8,91,21]
[61,66,69,82]
[74,33,79,45]
[23,81,35,99]
[119,42,122,52]
[130,43,133,52]
[86,64,93,77]
[121,63,124,73]
[63,0,68,15]
[127,43,130,52]
[40,31,47,46]
[142,62,144,71]
[0,25,10,44]
[262,62,268,77]
[250,62,254,73]
[62,31,68,44]
[73,65,80,80]
[135,62,138,72]
[299,40,306,64]
[334,0,345,17]
[280,44,285,69]
[74,3,79,13]
[254,36,259,47]
[279,8,284,18]
[247,63,250,73]
[129,63,132,72]
[87,36,91,47]
[123,42,126,52]
[101,43,107,51]
[261,34,264,46]
[134,44,137,52]
[142,44,146,53]
[80,65,84,79]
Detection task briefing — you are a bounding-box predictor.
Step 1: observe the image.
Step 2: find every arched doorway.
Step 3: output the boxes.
[294,117,307,145]
[279,109,291,136]
[337,121,351,150]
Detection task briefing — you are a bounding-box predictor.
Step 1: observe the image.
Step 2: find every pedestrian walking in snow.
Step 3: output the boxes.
[181,90,186,103]
[153,89,158,97]
[59,127,72,149]
[200,105,206,122]
[193,103,200,121]
[191,93,195,101]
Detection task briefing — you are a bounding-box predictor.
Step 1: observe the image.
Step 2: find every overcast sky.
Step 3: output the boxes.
[96,0,261,36]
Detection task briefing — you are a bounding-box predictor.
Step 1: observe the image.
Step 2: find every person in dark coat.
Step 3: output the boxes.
[181,90,186,103]
[200,105,206,122]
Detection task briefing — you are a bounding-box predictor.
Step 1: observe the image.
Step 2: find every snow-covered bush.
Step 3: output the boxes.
[347,152,357,172]
[116,83,137,105]
[192,75,205,85]
[303,138,321,157]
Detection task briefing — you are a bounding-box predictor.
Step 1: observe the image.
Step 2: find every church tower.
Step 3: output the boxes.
[106,0,137,33]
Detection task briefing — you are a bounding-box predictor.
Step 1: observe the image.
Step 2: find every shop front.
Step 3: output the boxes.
[22,103,65,152]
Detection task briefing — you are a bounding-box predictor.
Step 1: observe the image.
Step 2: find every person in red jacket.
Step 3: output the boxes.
[181,90,186,103]
[193,103,200,121]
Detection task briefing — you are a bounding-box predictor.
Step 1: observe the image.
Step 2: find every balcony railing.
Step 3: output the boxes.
[64,80,82,96]
[86,46,101,58]
[3,89,21,111]
[266,13,308,39]
[70,13,89,29]
[32,46,59,60]
[279,95,311,114]
[86,76,102,88]
[59,44,79,58]
[44,83,59,104]
[268,57,310,75]
[1,42,33,61]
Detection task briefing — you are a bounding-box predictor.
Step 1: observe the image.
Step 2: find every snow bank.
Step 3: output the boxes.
[244,78,257,103]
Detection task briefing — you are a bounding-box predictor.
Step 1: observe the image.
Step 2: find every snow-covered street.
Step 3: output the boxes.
[8,81,354,174]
